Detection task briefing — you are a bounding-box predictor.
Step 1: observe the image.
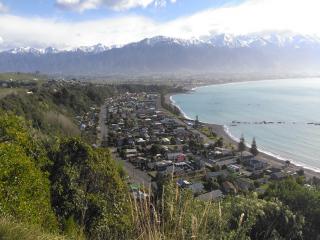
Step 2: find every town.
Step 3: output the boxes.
[94,91,300,201]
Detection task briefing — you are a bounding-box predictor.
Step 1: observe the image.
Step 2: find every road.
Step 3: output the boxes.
[111,148,152,186]
[97,103,107,146]
[98,103,152,186]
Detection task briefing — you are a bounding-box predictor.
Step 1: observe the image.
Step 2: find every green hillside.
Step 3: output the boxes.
[0,77,320,239]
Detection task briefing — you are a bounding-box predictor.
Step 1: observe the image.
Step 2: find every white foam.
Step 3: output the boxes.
[169,95,193,120]
[224,125,320,173]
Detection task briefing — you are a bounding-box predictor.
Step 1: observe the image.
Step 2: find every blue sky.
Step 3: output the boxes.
[2,0,241,22]
[0,0,319,50]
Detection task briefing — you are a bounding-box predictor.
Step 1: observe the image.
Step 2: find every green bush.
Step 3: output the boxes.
[49,138,133,239]
[0,143,57,230]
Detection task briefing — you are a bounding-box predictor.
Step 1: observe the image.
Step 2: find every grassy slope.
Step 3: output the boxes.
[0,217,67,240]
[0,72,47,82]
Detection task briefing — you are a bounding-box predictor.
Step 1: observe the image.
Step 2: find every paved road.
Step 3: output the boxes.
[98,103,152,186]
[111,149,152,186]
[97,103,107,146]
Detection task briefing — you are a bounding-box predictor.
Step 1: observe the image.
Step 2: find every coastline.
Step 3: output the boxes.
[165,88,320,180]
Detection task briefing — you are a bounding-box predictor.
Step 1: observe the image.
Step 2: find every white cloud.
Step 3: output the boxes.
[0,0,320,50]
[0,14,157,50]
[0,2,8,13]
[55,0,175,11]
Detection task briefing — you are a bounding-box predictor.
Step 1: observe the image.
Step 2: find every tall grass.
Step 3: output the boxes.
[0,216,67,240]
[130,182,248,240]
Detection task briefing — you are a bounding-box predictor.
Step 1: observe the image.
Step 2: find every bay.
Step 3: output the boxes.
[172,78,320,171]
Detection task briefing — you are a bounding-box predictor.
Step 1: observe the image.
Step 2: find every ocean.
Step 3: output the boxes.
[172,78,320,172]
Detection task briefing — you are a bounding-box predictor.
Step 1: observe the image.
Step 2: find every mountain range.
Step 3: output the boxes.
[1,32,320,75]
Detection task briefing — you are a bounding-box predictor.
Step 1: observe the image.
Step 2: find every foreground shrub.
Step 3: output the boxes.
[49,138,133,239]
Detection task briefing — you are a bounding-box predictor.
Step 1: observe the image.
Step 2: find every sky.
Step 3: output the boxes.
[0,0,319,50]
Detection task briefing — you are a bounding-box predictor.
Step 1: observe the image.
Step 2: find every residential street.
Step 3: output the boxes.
[99,104,152,186]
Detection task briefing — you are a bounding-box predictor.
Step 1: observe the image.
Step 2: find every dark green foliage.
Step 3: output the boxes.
[0,144,58,230]
[0,113,57,230]
[250,137,259,156]
[226,195,304,240]
[0,112,49,168]
[204,178,220,191]
[155,182,303,240]
[238,134,246,152]
[150,144,165,156]
[265,178,320,239]
[49,138,133,239]
[215,137,224,148]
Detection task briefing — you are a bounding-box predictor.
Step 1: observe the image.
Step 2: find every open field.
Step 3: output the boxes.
[0,88,22,99]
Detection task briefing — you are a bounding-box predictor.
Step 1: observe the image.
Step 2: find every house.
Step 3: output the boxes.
[162,138,171,144]
[124,148,138,159]
[222,181,237,194]
[177,179,191,188]
[187,182,205,195]
[174,162,190,170]
[235,178,254,192]
[271,172,287,180]
[162,166,185,176]
[196,190,224,201]
[155,160,173,171]
[216,158,237,168]
[240,151,254,161]
[243,159,267,171]
[167,152,186,162]
[136,138,146,144]
[228,164,241,173]
[206,170,229,181]
[214,147,233,157]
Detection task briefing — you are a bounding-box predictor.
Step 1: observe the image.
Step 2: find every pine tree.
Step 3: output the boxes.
[238,134,246,161]
[238,135,246,152]
[250,137,259,156]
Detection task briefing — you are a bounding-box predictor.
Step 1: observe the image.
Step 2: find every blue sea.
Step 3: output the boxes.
[172,78,320,171]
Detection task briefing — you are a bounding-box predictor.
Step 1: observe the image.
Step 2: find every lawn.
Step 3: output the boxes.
[0,88,22,99]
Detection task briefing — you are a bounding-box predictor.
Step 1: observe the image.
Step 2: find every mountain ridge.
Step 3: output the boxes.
[1,32,320,75]
[4,32,320,54]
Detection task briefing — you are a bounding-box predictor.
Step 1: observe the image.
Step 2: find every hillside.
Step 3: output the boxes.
[0,76,320,239]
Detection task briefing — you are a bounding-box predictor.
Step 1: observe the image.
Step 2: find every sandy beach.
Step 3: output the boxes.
[164,92,320,180]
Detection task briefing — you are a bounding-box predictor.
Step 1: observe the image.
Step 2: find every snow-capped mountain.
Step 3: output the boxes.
[4,33,320,54]
[7,47,45,55]
[127,36,204,48]
[1,32,320,75]
[72,43,110,53]
[4,43,111,55]
[204,33,320,48]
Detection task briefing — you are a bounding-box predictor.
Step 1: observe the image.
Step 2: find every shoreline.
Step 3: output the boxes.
[165,87,320,180]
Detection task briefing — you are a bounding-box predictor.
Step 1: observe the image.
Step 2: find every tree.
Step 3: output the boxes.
[285,160,291,168]
[229,196,304,240]
[150,144,162,156]
[265,178,320,239]
[170,137,177,145]
[238,134,246,161]
[0,143,58,230]
[204,179,220,191]
[250,137,259,156]
[215,137,224,148]
[49,138,133,238]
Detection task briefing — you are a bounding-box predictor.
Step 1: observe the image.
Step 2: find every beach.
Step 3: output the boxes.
[165,89,320,180]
